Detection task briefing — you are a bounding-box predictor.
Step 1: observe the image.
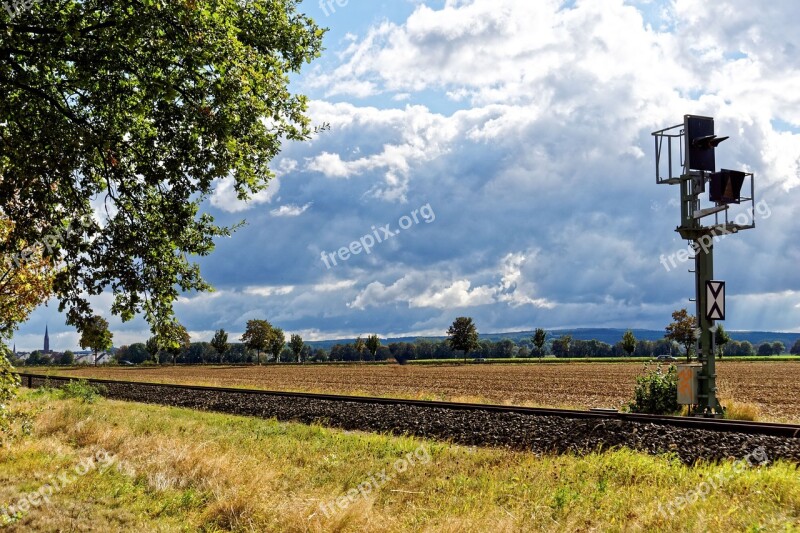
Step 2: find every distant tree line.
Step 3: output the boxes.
[15,314,800,366]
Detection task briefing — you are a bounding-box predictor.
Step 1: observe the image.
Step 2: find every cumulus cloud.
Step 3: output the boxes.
[210,158,298,213]
[348,253,552,311]
[12,1,800,349]
[270,203,312,217]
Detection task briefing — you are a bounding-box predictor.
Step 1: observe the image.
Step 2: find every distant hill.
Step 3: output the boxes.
[306,328,799,350]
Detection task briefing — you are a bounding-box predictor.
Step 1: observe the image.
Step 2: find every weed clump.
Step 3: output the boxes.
[61,379,105,403]
[628,364,679,415]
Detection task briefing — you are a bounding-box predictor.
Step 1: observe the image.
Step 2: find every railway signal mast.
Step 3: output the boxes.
[652,115,756,417]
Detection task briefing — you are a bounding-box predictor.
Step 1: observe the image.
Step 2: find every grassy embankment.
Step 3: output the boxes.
[0,387,798,532]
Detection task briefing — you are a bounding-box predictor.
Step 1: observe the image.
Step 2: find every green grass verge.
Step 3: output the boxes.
[1,388,797,532]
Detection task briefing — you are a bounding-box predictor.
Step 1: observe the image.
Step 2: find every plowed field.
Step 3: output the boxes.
[32,361,800,422]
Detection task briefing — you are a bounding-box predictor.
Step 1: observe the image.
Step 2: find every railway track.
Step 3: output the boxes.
[16,372,800,439]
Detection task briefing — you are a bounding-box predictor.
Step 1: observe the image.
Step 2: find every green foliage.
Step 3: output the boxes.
[621,330,636,357]
[79,315,113,365]
[628,364,679,415]
[532,328,547,357]
[791,339,800,355]
[354,336,366,361]
[118,343,149,364]
[447,317,480,363]
[146,336,161,363]
[267,327,285,363]
[0,1,325,332]
[241,319,271,364]
[665,309,697,361]
[714,324,730,359]
[24,350,51,366]
[211,329,229,363]
[155,321,190,365]
[552,334,573,358]
[289,334,304,363]
[366,334,381,361]
[57,350,75,365]
[0,343,20,438]
[0,219,55,337]
[61,379,105,403]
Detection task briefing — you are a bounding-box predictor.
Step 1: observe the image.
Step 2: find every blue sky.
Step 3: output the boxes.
[13,0,800,351]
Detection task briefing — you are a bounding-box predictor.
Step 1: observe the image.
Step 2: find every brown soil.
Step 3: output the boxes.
[33,361,800,423]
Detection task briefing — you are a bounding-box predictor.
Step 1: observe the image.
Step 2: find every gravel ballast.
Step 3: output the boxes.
[28,376,800,466]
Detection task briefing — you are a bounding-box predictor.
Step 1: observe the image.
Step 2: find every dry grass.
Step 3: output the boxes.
[721,398,763,421]
[33,360,800,423]
[1,389,798,532]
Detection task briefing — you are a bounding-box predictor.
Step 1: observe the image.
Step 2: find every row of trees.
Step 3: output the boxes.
[115,320,383,365]
[17,312,800,367]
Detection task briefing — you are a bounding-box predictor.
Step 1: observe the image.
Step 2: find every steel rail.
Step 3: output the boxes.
[16,372,800,438]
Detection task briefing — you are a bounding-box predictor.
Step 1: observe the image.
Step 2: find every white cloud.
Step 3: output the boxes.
[12,1,800,347]
[244,285,295,297]
[210,158,297,213]
[314,279,357,292]
[348,253,552,311]
[210,175,281,213]
[270,203,312,217]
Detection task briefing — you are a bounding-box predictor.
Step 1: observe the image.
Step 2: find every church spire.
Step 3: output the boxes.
[44,325,50,353]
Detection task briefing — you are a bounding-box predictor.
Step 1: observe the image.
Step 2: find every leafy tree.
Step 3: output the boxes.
[123,343,148,364]
[740,340,755,356]
[145,336,160,364]
[354,336,366,362]
[621,330,636,357]
[388,342,417,364]
[57,350,75,365]
[0,218,54,337]
[771,341,785,355]
[366,334,381,361]
[415,339,435,360]
[0,2,325,332]
[79,315,113,366]
[289,334,304,363]
[311,348,328,362]
[495,338,516,358]
[791,339,800,355]
[757,342,774,356]
[714,324,730,359]
[665,309,697,362]
[532,328,547,358]
[156,321,190,365]
[185,342,216,364]
[241,319,272,364]
[447,317,480,363]
[25,350,51,366]
[267,327,285,363]
[725,340,755,357]
[552,335,572,358]
[225,343,252,364]
[211,329,229,364]
[114,345,129,363]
